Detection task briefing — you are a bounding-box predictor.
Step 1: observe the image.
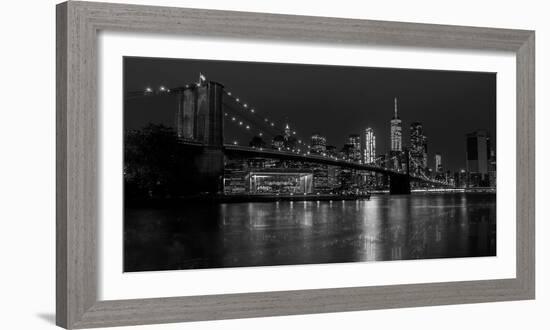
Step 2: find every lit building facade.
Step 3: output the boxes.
[364,127,376,164]
[271,123,298,151]
[284,123,291,138]
[310,133,327,154]
[389,97,403,171]
[390,97,402,152]
[348,134,362,162]
[249,170,313,194]
[435,153,442,173]
[409,122,428,176]
[434,152,445,181]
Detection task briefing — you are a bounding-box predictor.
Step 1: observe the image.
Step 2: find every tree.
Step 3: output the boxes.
[124,124,179,199]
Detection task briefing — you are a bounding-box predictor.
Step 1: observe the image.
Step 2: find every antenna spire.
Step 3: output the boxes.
[394,97,398,119]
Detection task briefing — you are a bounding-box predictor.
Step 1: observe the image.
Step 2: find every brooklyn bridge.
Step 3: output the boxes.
[126,77,452,197]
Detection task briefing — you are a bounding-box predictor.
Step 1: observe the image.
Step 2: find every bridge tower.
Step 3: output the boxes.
[175,79,225,194]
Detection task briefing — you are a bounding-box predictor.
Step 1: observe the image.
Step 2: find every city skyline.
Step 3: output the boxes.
[123,56,497,272]
[124,56,496,173]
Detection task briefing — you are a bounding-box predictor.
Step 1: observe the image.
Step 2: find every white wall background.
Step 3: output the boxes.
[0,0,547,329]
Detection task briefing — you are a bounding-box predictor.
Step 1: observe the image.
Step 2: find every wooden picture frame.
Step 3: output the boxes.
[56,1,535,328]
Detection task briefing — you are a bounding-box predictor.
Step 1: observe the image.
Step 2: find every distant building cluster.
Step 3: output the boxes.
[229,95,496,193]
[164,75,496,197]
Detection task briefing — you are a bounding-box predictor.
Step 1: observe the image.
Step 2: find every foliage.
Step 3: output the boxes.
[124,124,180,199]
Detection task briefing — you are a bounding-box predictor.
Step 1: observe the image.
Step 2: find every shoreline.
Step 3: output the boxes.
[125,190,496,207]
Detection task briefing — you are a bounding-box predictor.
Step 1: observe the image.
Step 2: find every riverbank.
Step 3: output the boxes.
[125,193,372,207]
[125,189,496,207]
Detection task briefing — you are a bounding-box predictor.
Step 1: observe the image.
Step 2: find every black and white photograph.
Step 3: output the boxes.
[4,0,546,329]
[123,57,496,272]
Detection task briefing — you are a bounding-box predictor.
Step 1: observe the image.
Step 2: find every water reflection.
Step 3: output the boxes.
[124,193,496,272]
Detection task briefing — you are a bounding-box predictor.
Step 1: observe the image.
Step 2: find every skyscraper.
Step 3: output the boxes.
[466,130,491,174]
[466,130,492,187]
[390,97,402,152]
[409,122,428,176]
[389,98,403,171]
[284,123,291,138]
[310,133,327,154]
[348,134,362,162]
[364,128,376,164]
[435,153,442,173]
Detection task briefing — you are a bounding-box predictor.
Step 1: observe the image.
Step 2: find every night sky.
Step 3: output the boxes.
[124,56,496,173]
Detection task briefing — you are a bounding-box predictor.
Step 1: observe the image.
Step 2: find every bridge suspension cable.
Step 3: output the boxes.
[222,89,312,150]
[125,82,450,187]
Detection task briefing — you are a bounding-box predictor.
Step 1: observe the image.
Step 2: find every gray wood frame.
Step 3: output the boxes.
[56,1,535,328]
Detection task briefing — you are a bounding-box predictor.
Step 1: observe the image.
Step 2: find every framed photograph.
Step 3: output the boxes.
[56,1,535,328]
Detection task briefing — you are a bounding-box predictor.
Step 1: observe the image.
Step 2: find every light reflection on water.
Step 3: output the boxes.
[124,193,496,272]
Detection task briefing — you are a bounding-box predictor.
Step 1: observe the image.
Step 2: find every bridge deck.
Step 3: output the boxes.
[176,141,450,186]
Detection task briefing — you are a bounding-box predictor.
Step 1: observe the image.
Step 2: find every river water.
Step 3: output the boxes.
[124,193,496,272]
